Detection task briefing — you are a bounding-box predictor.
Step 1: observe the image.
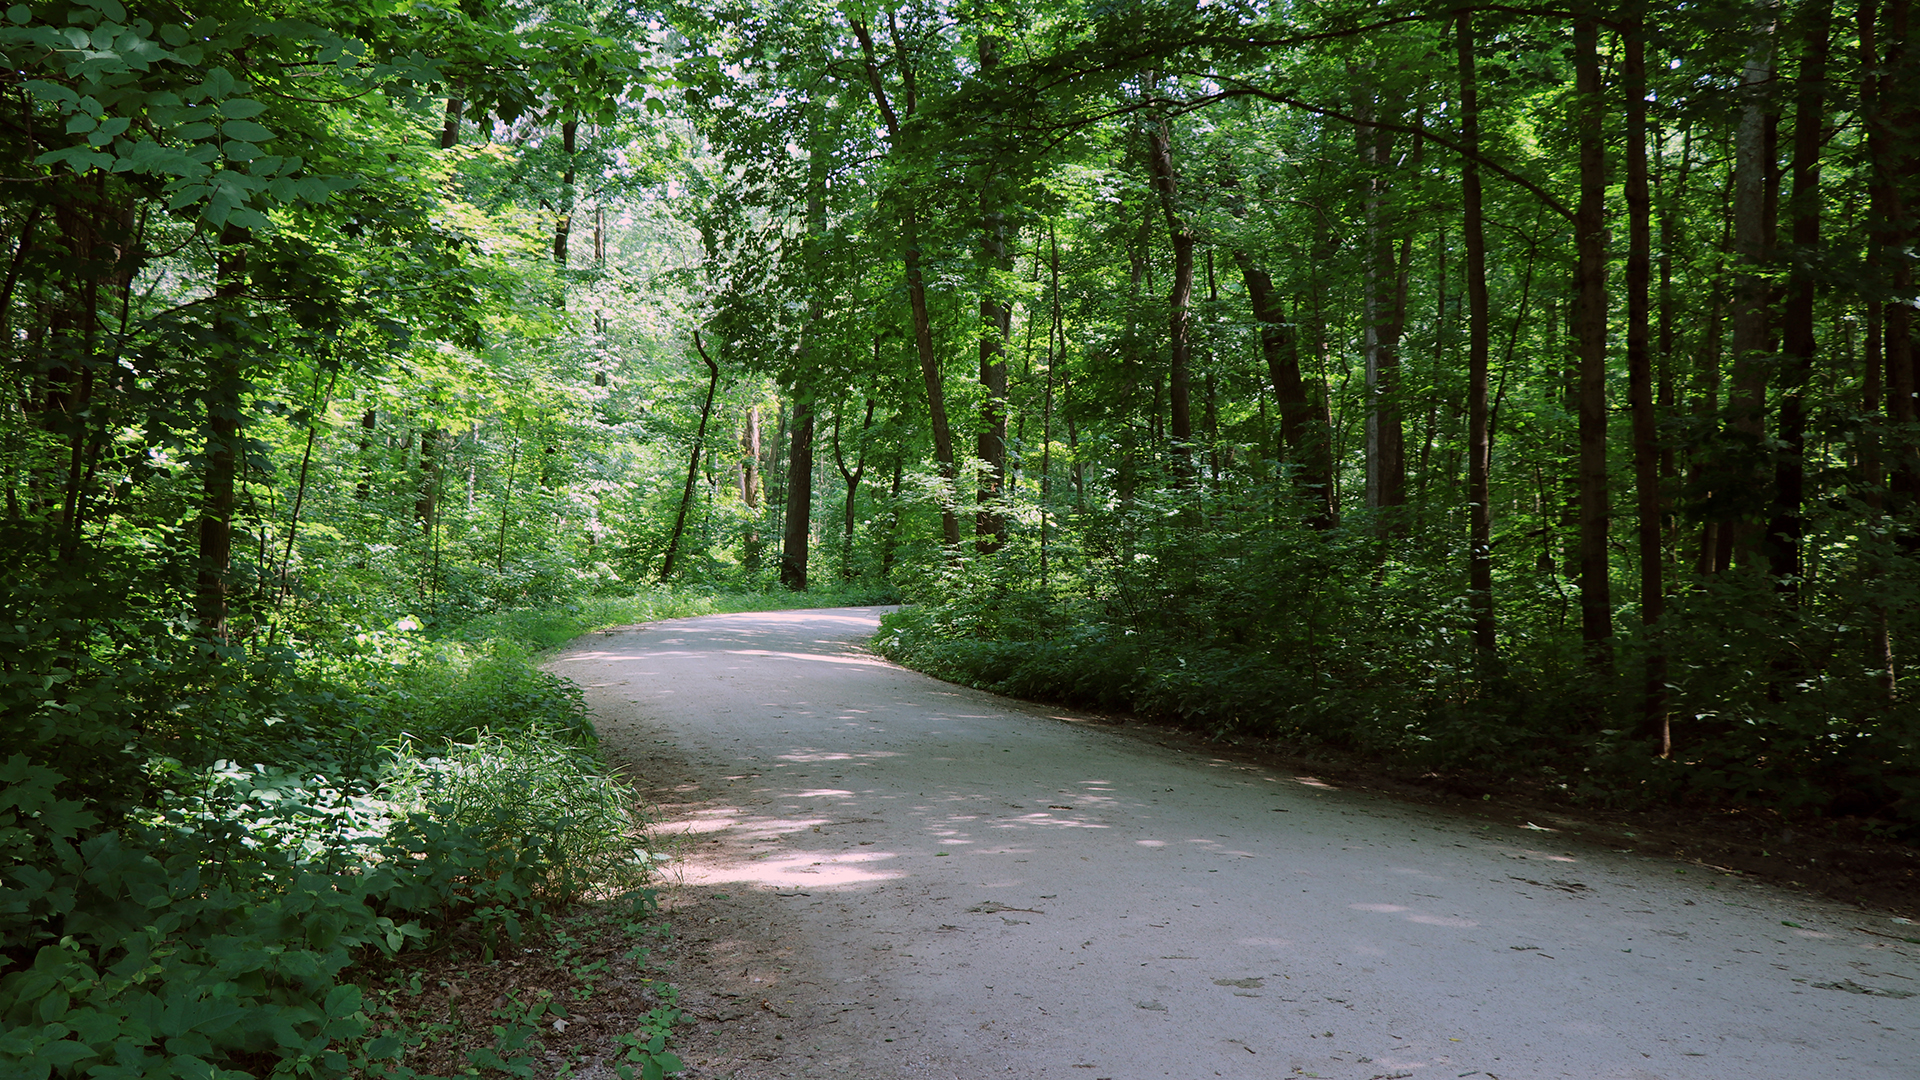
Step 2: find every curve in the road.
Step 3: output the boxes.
[550,607,1920,1080]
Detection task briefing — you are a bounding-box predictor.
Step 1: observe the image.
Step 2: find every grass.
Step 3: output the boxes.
[452,584,901,655]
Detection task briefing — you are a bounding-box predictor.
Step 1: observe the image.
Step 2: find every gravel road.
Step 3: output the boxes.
[548,607,1920,1080]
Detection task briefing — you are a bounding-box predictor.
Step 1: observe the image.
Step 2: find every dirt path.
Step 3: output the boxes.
[550,608,1920,1080]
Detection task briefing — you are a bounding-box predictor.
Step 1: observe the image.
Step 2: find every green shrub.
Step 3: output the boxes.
[382,727,654,903]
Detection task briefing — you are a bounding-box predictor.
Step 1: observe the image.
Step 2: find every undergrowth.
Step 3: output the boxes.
[876,518,1920,840]
[0,584,881,1079]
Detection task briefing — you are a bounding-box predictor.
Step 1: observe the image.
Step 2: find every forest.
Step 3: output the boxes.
[3,0,1918,1075]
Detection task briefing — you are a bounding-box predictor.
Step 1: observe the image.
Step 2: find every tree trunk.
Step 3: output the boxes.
[1144,115,1195,483]
[355,409,376,501]
[416,426,440,538]
[1043,222,1062,582]
[1236,254,1334,526]
[778,94,830,590]
[440,97,463,150]
[196,224,249,636]
[1624,14,1668,748]
[741,406,761,509]
[833,395,875,579]
[1766,0,1833,591]
[1724,0,1782,567]
[779,394,815,590]
[1357,86,1409,520]
[1864,0,1919,504]
[553,117,578,269]
[975,35,1011,551]
[662,334,722,581]
[851,15,961,547]
[1458,10,1496,660]
[1862,0,1915,698]
[767,398,787,546]
[1573,16,1614,667]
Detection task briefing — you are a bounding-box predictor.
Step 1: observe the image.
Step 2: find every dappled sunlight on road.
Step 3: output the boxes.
[682,847,908,889]
[1405,913,1479,927]
[990,812,1109,830]
[1350,900,1479,929]
[723,648,894,667]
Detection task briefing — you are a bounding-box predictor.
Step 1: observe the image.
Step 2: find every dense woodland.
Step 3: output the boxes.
[4,0,1920,1074]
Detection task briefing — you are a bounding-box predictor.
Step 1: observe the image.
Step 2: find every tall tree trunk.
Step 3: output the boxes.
[1766,0,1833,590]
[975,34,1011,551]
[741,406,761,508]
[1862,0,1915,698]
[440,97,463,150]
[196,224,249,636]
[1864,0,1918,506]
[1144,114,1196,483]
[1357,87,1409,521]
[356,409,376,501]
[1725,0,1782,566]
[767,399,787,549]
[1236,254,1334,526]
[553,117,578,269]
[1573,16,1614,666]
[740,404,763,571]
[779,394,815,590]
[662,334,722,581]
[1625,12,1668,748]
[851,15,961,546]
[1458,10,1496,659]
[1043,222,1062,582]
[1866,300,1896,699]
[779,97,831,590]
[416,426,440,538]
[833,395,875,578]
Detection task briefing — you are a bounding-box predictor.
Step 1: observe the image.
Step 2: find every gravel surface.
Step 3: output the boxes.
[548,607,1920,1080]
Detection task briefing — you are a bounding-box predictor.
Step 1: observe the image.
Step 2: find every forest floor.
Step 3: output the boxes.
[537,607,1920,1079]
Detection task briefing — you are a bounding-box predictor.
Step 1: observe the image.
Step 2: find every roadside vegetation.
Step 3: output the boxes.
[2,585,893,1079]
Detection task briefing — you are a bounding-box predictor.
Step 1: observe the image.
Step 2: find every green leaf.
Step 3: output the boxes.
[7,5,29,24]
[221,119,273,142]
[322,983,360,1017]
[219,98,266,119]
[200,67,236,100]
[225,206,272,230]
[22,80,78,106]
[33,1035,93,1068]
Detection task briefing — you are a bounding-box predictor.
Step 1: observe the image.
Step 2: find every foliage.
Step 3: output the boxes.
[383,727,655,903]
[0,585,713,1078]
[878,484,1920,837]
[6,0,1920,1071]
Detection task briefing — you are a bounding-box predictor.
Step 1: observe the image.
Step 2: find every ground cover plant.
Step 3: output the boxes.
[0,578,901,1079]
[0,595,693,1079]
